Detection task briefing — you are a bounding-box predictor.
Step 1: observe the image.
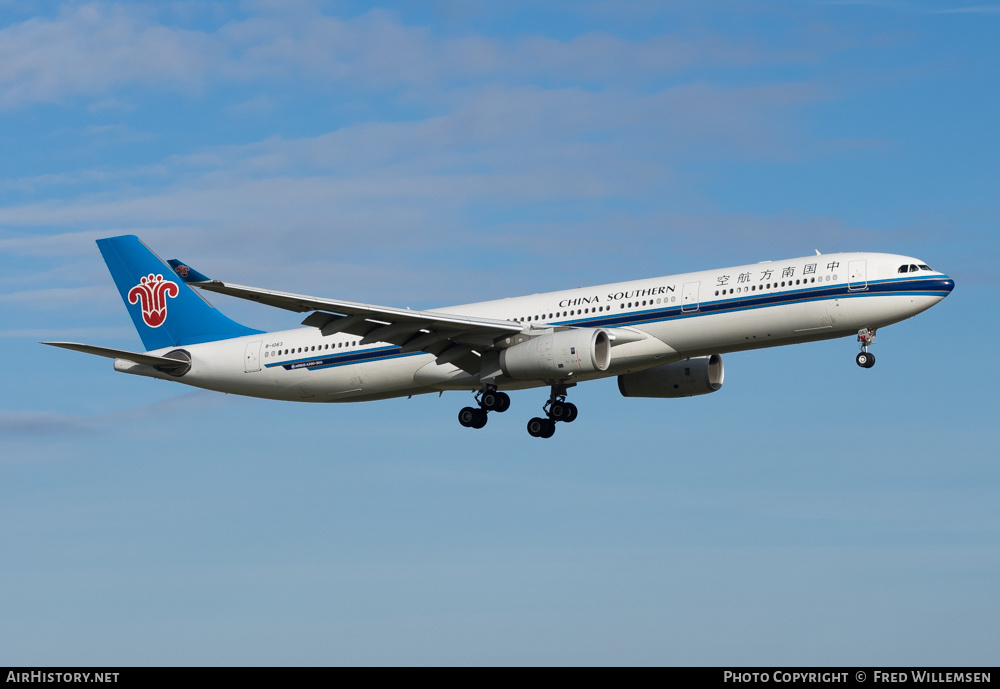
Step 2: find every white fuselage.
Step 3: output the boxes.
[115,252,953,402]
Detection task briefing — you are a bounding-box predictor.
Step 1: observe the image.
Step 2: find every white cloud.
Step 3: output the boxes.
[0,3,219,109]
[0,285,110,308]
[0,3,811,109]
[0,411,96,436]
[0,326,133,340]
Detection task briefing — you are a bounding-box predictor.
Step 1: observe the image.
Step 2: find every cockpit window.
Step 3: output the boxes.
[909,264,918,272]
[919,264,933,271]
[898,265,909,273]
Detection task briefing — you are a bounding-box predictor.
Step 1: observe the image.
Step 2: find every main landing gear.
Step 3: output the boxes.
[458,386,511,429]
[856,328,877,368]
[457,383,577,438]
[527,384,578,439]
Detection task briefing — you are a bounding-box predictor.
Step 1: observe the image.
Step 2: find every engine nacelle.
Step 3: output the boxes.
[500,329,612,379]
[617,354,724,398]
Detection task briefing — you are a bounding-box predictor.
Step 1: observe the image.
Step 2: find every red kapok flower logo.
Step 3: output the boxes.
[128,273,179,328]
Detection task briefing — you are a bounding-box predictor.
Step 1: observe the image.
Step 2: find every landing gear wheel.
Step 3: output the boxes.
[481,390,499,411]
[459,407,477,427]
[479,390,510,412]
[495,392,511,412]
[856,328,877,369]
[549,401,570,421]
[563,402,578,423]
[538,419,555,438]
[459,406,487,428]
[549,401,577,422]
[527,417,555,438]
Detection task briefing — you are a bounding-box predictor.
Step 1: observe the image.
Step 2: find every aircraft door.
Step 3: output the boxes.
[244,341,262,372]
[848,260,868,292]
[682,281,701,313]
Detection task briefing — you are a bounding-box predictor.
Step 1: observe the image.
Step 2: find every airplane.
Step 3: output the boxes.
[44,235,954,438]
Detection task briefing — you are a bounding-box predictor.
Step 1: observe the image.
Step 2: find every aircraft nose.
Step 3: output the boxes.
[937,276,955,296]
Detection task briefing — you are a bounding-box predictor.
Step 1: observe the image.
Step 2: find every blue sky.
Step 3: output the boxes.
[1,0,997,666]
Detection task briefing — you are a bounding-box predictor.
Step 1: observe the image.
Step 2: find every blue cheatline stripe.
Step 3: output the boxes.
[262,275,952,371]
[265,345,425,371]
[549,276,952,329]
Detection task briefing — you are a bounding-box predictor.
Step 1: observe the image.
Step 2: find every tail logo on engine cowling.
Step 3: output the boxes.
[128,274,179,328]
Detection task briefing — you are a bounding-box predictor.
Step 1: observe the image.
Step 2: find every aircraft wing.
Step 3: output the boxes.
[190,279,524,374]
[168,259,642,375]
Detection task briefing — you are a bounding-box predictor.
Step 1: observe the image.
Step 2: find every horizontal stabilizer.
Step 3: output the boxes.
[41,342,189,369]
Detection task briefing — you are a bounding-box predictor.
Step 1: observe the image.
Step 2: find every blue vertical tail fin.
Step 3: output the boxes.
[98,235,262,351]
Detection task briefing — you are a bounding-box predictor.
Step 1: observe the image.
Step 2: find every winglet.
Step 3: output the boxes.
[167,259,212,283]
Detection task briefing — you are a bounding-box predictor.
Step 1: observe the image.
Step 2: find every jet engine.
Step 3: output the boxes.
[617,354,724,398]
[500,328,612,379]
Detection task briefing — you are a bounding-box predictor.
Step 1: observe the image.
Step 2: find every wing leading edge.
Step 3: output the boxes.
[189,278,524,374]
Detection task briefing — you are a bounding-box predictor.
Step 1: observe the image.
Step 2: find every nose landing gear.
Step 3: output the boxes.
[527,383,578,438]
[458,385,511,429]
[856,328,876,368]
